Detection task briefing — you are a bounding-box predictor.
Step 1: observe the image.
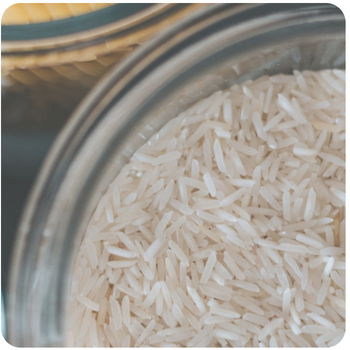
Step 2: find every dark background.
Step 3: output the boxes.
[2,81,91,338]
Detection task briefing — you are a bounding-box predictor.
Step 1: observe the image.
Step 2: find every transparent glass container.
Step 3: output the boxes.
[7,3,345,347]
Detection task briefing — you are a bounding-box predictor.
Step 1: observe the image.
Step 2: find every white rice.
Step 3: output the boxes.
[67,70,345,347]
[203,172,217,197]
[258,317,284,341]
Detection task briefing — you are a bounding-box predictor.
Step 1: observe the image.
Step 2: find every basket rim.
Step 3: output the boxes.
[1,4,181,51]
[1,4,204,71]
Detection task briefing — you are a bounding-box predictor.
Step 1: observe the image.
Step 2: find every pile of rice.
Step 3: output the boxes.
[67,69,345,347]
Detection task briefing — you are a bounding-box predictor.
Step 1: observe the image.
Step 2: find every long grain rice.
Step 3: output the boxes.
[68,70,345,347]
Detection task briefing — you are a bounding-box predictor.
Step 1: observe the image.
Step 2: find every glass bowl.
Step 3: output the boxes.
[7,3,345,347]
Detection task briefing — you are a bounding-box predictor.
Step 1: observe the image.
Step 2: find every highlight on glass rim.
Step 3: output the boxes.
[2,3,345,348]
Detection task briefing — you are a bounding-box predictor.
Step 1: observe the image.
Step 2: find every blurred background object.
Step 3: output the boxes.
[2,3,111,24]
[1,3,204,339]
[2,3,204,127]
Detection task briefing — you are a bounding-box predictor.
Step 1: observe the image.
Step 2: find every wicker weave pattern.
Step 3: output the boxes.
[2,4,204,124]
[2,3,111,25]
[2,4,203,86]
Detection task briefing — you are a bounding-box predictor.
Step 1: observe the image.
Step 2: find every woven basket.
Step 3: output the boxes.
[2,4,204,125]
[2,3,111,25]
